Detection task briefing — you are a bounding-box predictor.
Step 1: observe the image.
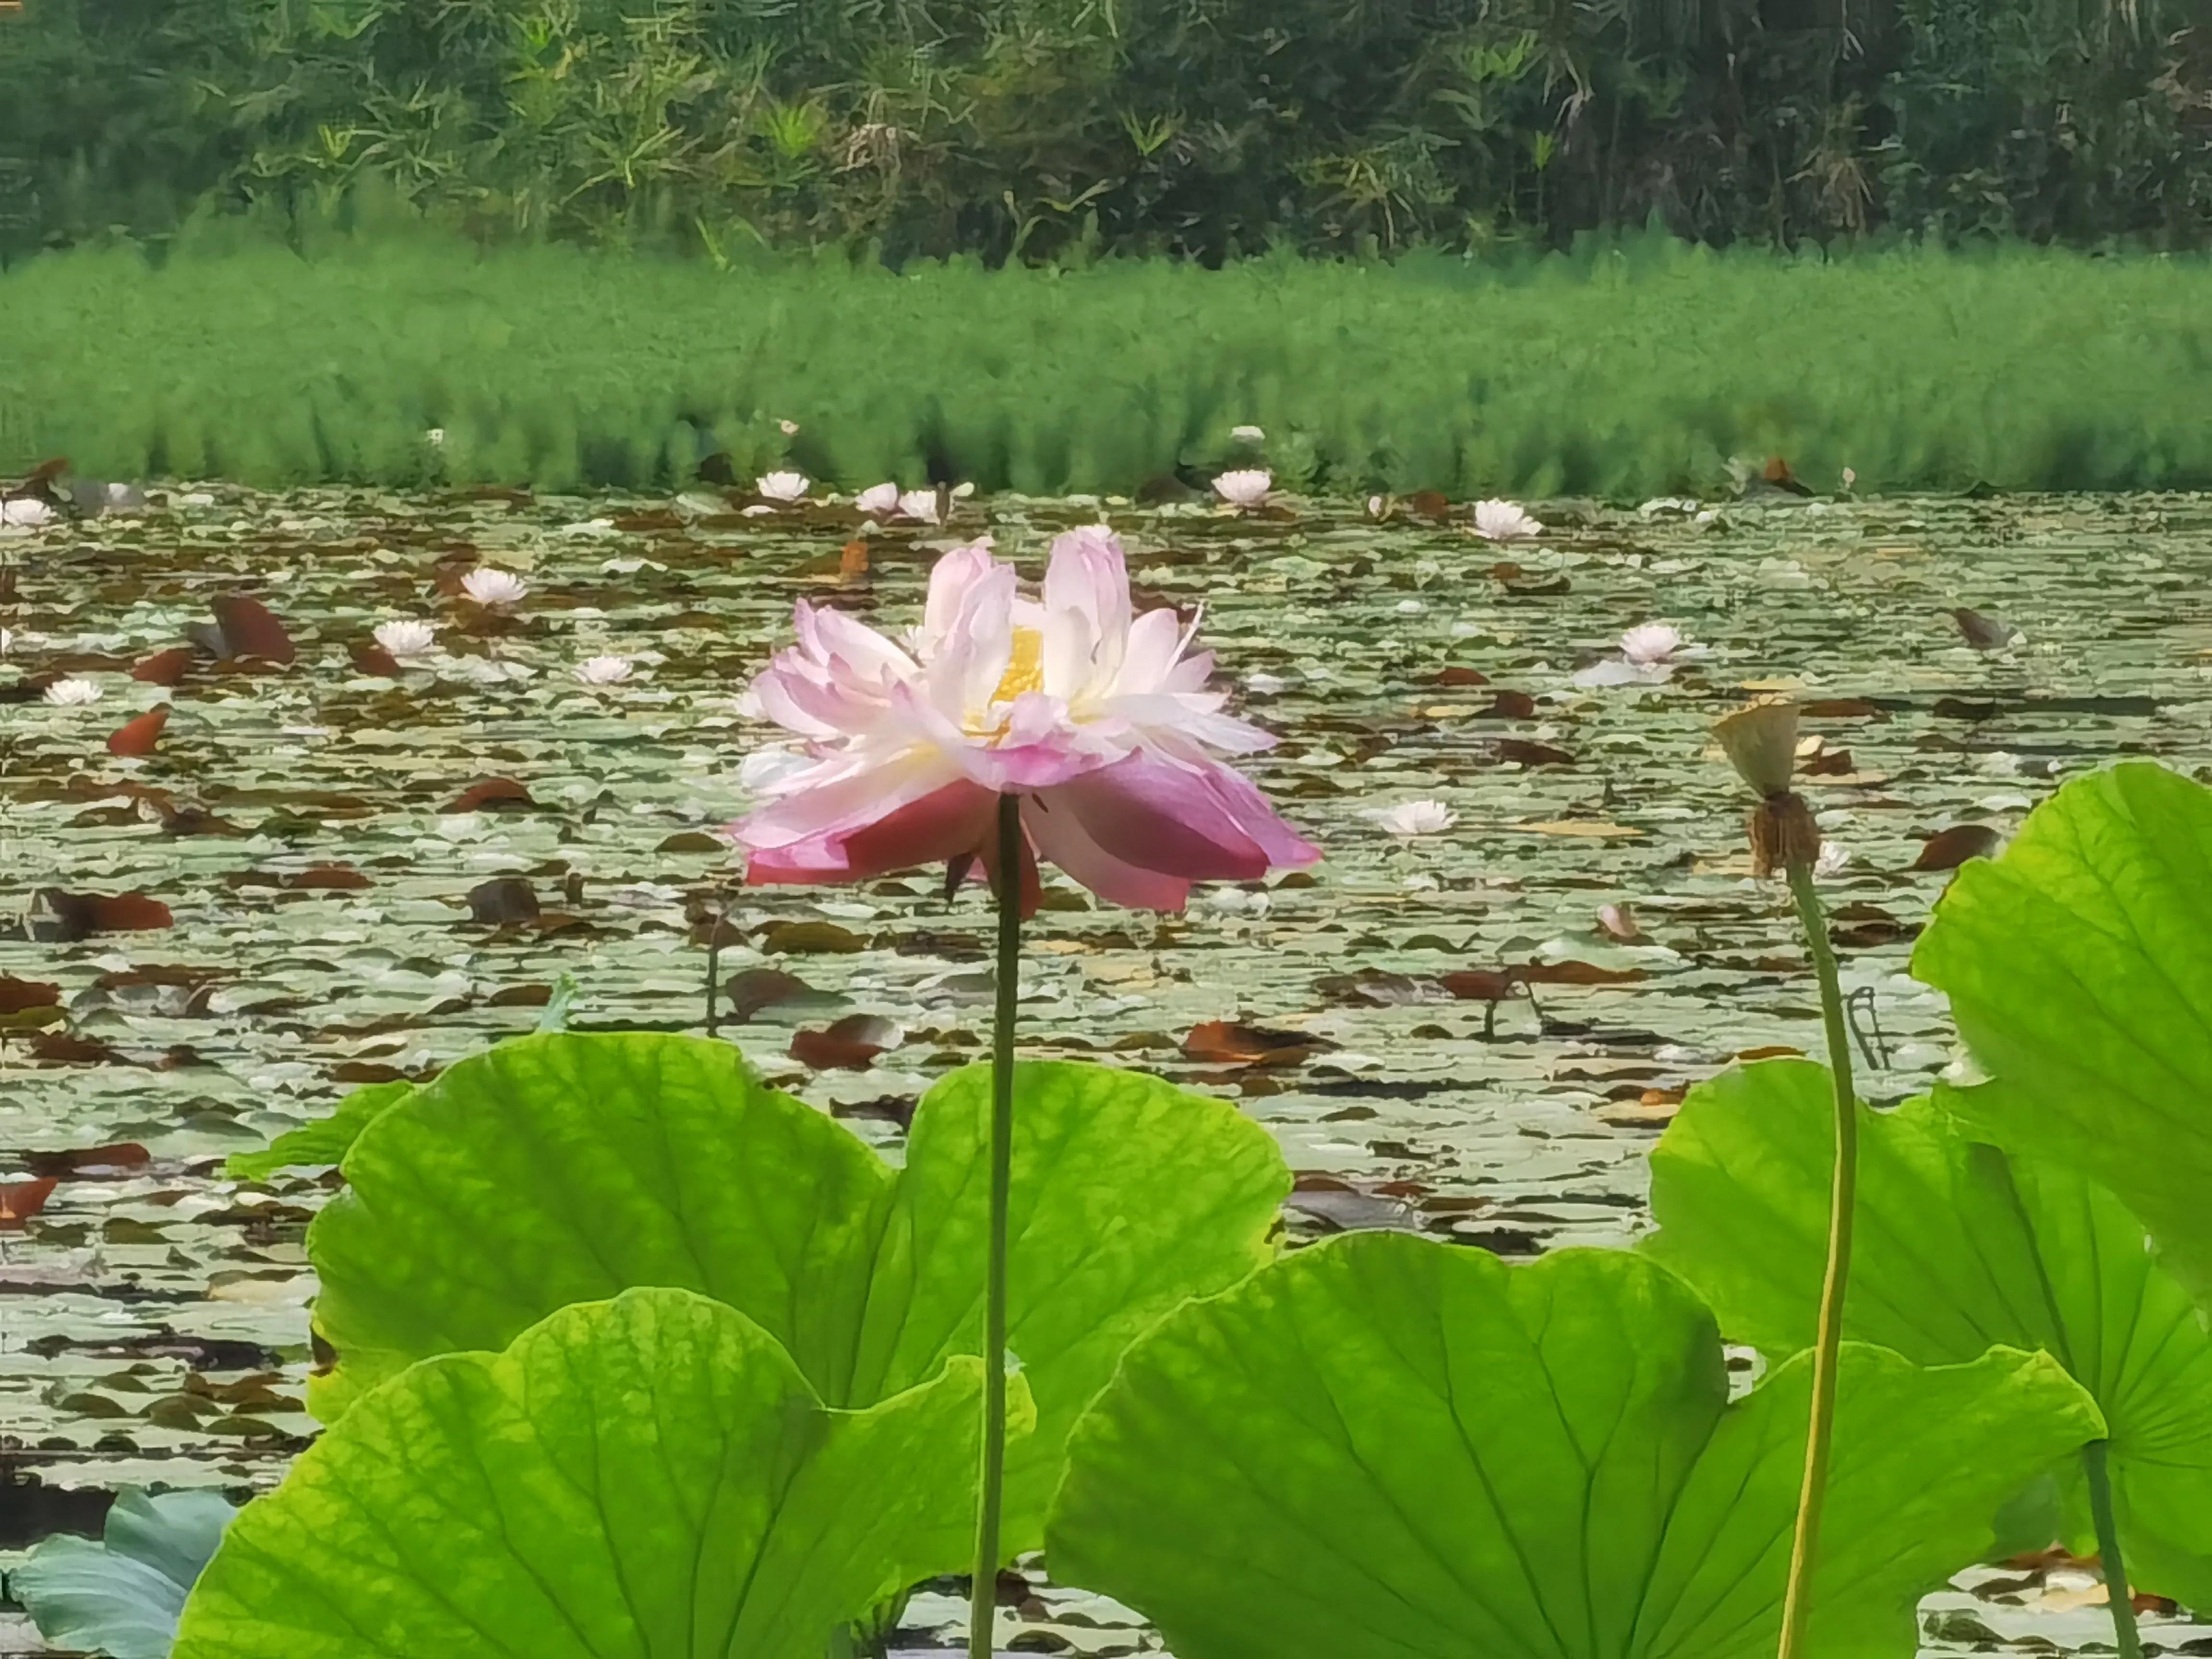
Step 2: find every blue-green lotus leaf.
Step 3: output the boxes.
[11,1488,239,1659]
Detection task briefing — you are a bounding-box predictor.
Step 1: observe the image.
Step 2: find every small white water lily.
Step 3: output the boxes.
[1472,499,1542,541]
[2,497,56,528]
[43,676,103,707]
[424,428,447,448]
[1841,467,1858,490]
[576,655,635,686]
[1231,424,1266,443]
[897,489,945,524]
[1212,469,1272,509]
[1815,840,1851,879]
[1621,623,1687,665]
[755,471,810,503]
[374,619,438,660]
[777,419,801,435]
[1574,620,1706,689]
[855,481,901,516]
[461,567,529,608]
[1367,799,1456,838]
[1366,494,1388,520]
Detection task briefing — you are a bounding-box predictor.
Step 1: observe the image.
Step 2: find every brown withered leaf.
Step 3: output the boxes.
[724,968,823,1022]
[447,777,536,813]
[131,647,195,686]
[1515,960,1649,986]
[1950,607,2020,651]
[31,1032,121,1064]
[757,920,869,955]
[107,705,171,757]
[1492,738,1575,767]
[0,1178,61,1229]
[1316,969,1431,1007]
[789,1014,903,1071]
[1472,690,1537,720]
[31,890,175,940]
[24,1142,150,1178]
[1182,1020,1330,1067]
[466,878,541,925]
[1801,698,1887,720]
[1911,824,2004,872]
[206,594,297,665]
[351,641,403,677]
[0,975,61,1015]
[1441,970,1521,1003]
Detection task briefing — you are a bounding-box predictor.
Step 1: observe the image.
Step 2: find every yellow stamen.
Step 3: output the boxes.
[993,626,1045,703]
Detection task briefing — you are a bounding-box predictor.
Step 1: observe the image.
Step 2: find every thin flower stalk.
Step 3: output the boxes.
[1715,699,1857,1659]
[970,792,1022,1659]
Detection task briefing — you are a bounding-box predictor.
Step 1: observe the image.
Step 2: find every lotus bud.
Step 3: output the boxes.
[1713,698,1800,798]
[1715,698,1821,877]
[1746,792,1822,878]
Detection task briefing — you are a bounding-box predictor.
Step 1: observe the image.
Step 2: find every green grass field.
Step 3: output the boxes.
[6,225,2210,497]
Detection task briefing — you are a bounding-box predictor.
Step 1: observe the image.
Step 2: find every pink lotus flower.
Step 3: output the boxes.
[728,527,1319,912]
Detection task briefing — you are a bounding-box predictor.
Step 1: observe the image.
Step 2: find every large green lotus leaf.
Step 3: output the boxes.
[1911,760,2212,1301]
[174,1287,999,1659]
[11,1488,239,1659]
[308,1033,1288,1547]
[1048,1236,2101,1659]
[307,1035,895,1416]
[1643,1059,2212,1605]
[226,1082,413,1180]
[844,1058,1289,1530]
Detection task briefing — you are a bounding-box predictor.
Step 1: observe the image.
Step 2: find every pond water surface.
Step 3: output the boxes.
[5,486,2211,1654]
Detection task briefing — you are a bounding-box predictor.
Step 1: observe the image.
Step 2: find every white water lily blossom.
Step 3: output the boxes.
[1230,425,1266,443]
[1620,622,1687,665]
[1212,469,1272,509]
[43,676,103,707]
[576,655,636,686]
[1472,499,1542,541]
[2,497,56,528]
[897,489,945,525]
[1574,620,1706,689]
[1367,799,1456,838]
[373,620,438,660]
[461,567,529,608]
[855,482,901,516]
[1815,840,1851,879]
[755,471,810,503]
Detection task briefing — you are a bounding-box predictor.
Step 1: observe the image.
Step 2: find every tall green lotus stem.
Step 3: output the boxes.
[2082,1440,2146,1659]
[968,791,1023,1659]
[1710,698,1862,1659]
[1775,853,1859,1659]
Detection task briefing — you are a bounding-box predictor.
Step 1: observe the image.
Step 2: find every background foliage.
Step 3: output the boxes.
[2,0,2207,264]
[4,221,2210,494]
